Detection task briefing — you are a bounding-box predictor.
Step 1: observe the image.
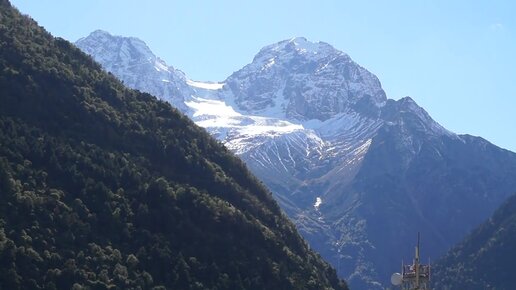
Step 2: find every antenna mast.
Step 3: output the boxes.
[391,233,431,290]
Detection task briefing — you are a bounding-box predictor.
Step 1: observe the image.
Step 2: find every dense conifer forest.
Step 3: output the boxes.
[0,1,347,289]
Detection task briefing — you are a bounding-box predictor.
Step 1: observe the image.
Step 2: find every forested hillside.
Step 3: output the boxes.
[0,1,347,289]
[432,193,516,290]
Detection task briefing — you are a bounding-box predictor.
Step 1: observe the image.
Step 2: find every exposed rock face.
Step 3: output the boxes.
[225,37,386,121]
[76,32,516,289]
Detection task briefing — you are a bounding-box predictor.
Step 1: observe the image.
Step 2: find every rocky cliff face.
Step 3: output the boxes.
[76,32,516,289]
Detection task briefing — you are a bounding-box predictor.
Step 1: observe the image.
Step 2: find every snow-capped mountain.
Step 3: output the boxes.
[76,30,193,112]
[225,37,386,120]
[76,32,516,289]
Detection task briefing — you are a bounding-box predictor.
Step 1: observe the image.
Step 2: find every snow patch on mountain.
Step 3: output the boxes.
[186,97,304,136]
[186,80,224,90]
[314,197,322,210]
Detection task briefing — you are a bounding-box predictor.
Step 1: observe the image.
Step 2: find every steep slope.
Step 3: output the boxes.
[323,100,516,289]
[76,31,516,289]
[0,3,347,290]
[431,193,516,290]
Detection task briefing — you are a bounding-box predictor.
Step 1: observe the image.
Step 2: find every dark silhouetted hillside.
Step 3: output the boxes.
[0,2,347,289]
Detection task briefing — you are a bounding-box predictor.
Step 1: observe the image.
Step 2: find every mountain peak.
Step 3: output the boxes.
[75,29,111,45]
[89,29,110,37]
[253,36,341,63]
[75,31,191,110]
[289,36,309,43]
[81,29,141,43]
[228,37,385,120]
[77,30,155,63]
[286,36,330,54]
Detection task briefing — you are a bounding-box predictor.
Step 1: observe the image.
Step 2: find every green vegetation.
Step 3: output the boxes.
[0,1,347,289]
[432,193,516,290]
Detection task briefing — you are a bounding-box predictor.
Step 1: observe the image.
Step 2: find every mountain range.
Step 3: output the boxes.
[76,30,516,289]
[0,2,346,289]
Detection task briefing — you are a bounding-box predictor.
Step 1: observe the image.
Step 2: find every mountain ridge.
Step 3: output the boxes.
[76,30,516,289]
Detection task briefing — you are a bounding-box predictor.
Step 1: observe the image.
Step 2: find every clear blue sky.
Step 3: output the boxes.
[11,0,516,152]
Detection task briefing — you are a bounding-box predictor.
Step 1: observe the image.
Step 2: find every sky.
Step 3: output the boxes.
[11,0,516,152]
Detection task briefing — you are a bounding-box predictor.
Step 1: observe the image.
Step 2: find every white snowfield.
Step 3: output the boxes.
[186,79,224,90]
[183,79,380,160]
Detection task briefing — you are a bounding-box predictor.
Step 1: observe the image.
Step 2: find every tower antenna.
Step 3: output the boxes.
[390,233,431,290]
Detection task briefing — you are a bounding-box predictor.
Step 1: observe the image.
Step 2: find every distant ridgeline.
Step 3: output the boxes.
[432,193,516,290]
[0,1,347,289]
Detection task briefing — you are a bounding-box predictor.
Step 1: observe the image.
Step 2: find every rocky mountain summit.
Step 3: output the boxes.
[225,37,386,120]
[76,31,516,289]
